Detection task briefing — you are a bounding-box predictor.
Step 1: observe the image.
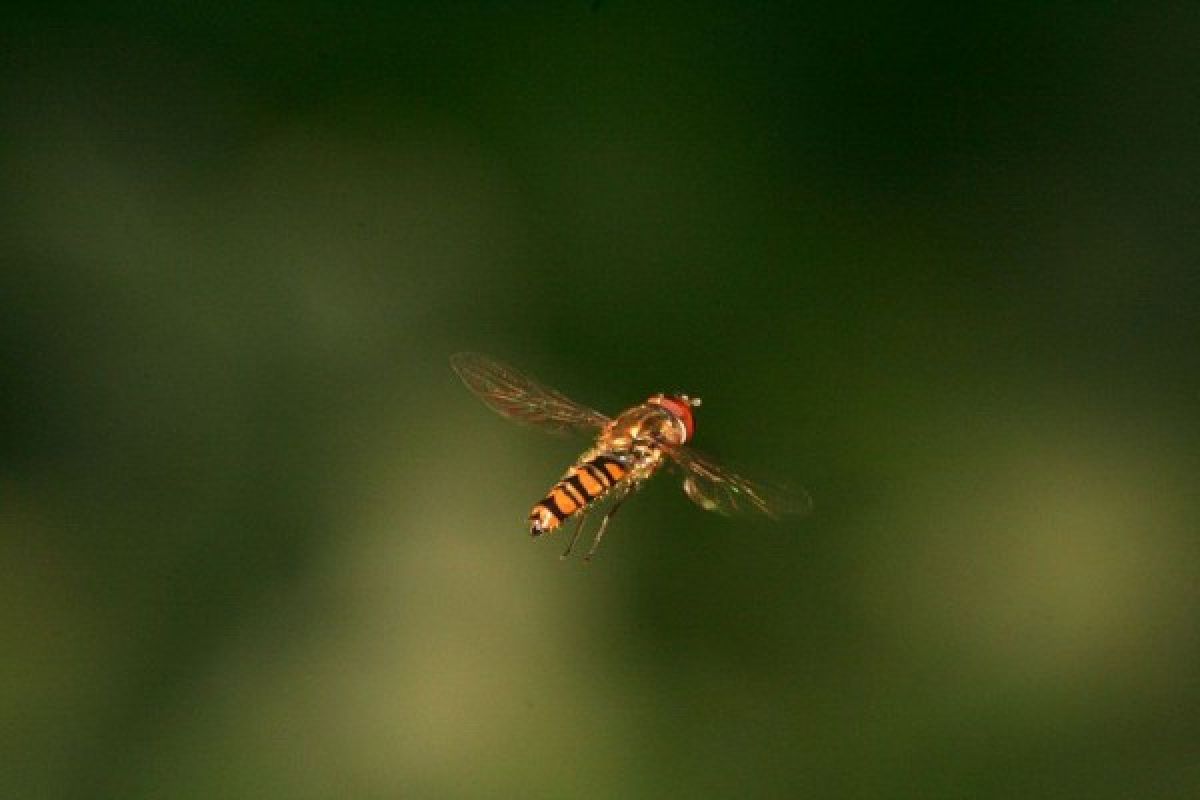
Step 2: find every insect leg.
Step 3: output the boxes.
[584,484,637,562]
[560,513,588,560]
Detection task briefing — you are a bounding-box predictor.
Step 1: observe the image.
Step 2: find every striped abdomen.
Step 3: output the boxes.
[529,454,628,536]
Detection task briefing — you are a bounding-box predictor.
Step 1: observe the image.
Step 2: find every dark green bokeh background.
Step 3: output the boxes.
[3,4,1199,798]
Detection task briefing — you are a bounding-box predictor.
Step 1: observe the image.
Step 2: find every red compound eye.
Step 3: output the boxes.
[649,394,695,442]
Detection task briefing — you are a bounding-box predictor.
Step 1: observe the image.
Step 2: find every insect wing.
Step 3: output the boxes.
[670,446,812,519]
[451,352,611,434]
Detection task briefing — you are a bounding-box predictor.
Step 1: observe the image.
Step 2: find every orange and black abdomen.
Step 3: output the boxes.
[529,454,628,536]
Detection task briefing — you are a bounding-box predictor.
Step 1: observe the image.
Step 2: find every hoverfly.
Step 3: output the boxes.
[451,353,811,560]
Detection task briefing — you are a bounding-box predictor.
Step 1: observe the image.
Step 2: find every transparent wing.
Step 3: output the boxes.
[450,352,611,434]
[669,446,812,520]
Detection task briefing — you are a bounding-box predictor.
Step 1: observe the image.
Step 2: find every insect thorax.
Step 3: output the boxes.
[587,403,677,480]
[602,403,686,449]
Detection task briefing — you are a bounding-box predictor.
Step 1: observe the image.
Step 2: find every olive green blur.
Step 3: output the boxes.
[2,4,1198,799]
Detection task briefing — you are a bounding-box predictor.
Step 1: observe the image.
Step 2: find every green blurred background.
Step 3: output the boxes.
[3,3,1199,798]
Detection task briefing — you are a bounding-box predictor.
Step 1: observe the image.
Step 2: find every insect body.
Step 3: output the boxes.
[451,352,810,560]
[530,452,629,537]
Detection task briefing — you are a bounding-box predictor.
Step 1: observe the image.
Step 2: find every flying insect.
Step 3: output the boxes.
[451,352,811,560]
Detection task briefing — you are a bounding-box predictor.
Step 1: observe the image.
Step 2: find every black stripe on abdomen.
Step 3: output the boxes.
[589,454,628,482]
[538,494,569,521]
[582,463,611,489]
[566,473,598,502]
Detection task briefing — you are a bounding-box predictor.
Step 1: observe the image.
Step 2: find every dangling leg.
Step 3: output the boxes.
[560,513,587,560]
[584,486,636,562]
